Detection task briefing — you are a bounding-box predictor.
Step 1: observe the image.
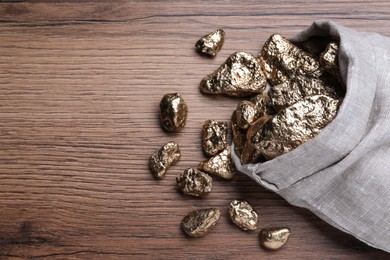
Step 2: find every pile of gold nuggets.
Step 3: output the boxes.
[149,29,344,251]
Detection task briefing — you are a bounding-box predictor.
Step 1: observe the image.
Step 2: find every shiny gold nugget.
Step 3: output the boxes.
[160,93,188,132]
[268,76,343,110]
[200,51,267,96]
[241,115,273,164]
[229,200,258,231]
[231,111,247,157]
[249,93,276,117]
[256,95,341,159]
[320,41,339,71]
[181,208,221,238]
[149,141,180,179]
[202,120,228,156]
[259,34,322,85]
[259,227,291,250]
[195,29,225,57]
[198,146,235,180]
[236,100,258,130]
[176,168,212,197]
[302,36,332,55]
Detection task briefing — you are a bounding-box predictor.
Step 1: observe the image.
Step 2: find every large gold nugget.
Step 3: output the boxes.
[259,34,322,85]
[160,93,188,132]
[195,29,225,57]
[268,76,343,110]
[257,95,341,159]
[198,146,235,180]
[149,141,181,179]
[259,227,291,250]
[229,200,258,231]
[202,120,228,156]
[241,115,273,164]
[231,111,247,157]
[181,208,221,238]
[176,168,213,197]
[200,51,267,97]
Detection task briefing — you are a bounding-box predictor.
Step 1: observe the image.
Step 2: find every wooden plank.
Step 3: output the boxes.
[0,1,388,259]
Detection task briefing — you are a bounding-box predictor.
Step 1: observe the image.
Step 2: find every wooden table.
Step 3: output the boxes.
[0,1,389,259]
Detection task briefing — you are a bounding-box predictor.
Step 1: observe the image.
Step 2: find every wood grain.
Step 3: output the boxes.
[0,1,389,259]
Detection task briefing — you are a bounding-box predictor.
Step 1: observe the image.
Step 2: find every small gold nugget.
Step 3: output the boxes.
[320,41,340,72]
[249,93,276,118]
[200,51,267,96]
[195,29,225,57]
[176,168,213,197]
[160,93,188,132]
[202,120,228,156]
[259,227,291,250]
[229,200,258,231]
[231,111,247,157]
[268,76,343,110]
[236,100,258,129]
[241,115,273,164]
[149,141,181,179]
[181,208,221,238]
[255,95,341,160]
[198,146,235,180]
[259,34,322,85]
[302,36,332,55]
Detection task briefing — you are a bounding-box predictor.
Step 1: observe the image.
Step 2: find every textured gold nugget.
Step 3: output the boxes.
[160,93,188,132]
[259,34,322,85]
[250,93,276,117]
[149,141,181,179]
[198,146,235,180]
[231,111,247,157]
[181,208,221,238]
[256,95,341,159]
[320,41,340,72]
[268,76,343,110]
[195,29,225,57]
[259,227,291,250]
[202,120,228,156]
[176,168,213,197]
[241,115,273,164]
[302,36,332,55]
[229,200,258,231]
[236,101,258,129]
[200,52,267,96]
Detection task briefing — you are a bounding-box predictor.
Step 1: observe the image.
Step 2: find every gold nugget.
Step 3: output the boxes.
[149,141,181,179]
[200,52,267,96]
[259,34,322,85]
[160,93,188,132]
[241,115,273,164]
[229,200,258,231]
[320,41,340,72]
[302,36,332,55]
[259,227,291,250]
[198,146,235,180]
[256,95,341,159]
[195,29,225,57]
[236,100,258,130]
[181,208,221,238]
[176,168,213,197]
[202,120,228,156]
[231,111,247,157]
[249,93,276,117]
[268,76,343,110]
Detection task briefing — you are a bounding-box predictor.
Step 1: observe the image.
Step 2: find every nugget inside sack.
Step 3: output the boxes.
[232,20,390,253]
